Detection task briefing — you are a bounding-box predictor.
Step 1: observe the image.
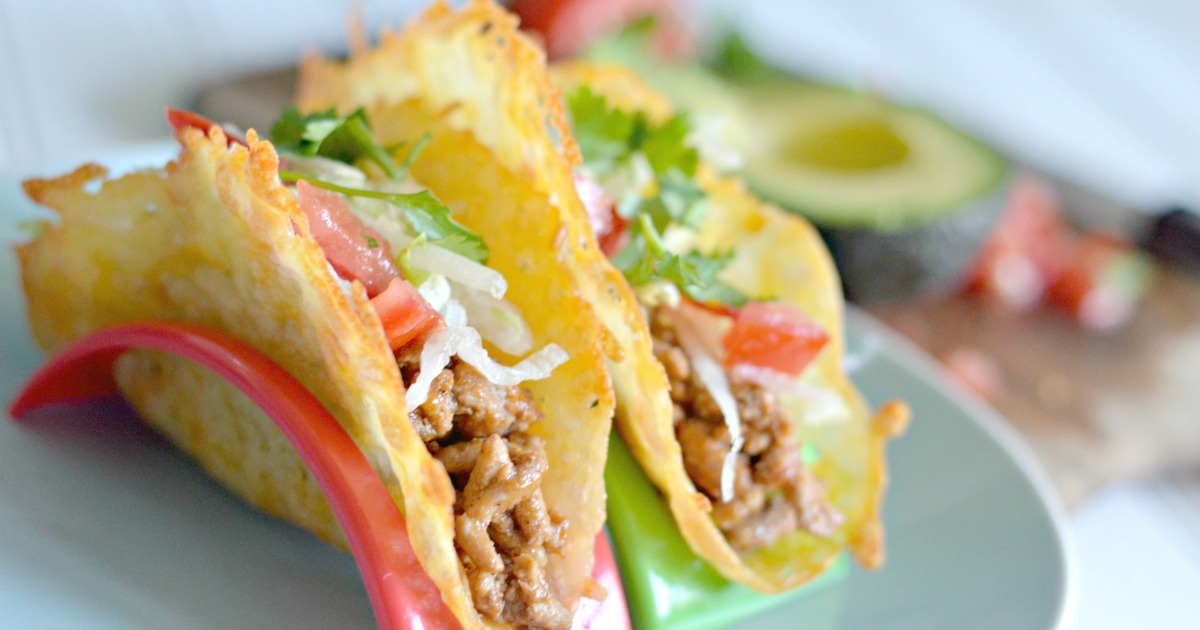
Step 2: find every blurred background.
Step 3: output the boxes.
[2,0,1199,627]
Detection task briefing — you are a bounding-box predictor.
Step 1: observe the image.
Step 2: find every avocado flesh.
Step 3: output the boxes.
[741,83,1008,232]
[785,115,910,173]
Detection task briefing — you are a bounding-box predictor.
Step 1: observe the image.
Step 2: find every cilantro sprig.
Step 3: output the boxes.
[279,171,488,264]
[271,107,489,264]
[567,86,747,307]
[568,87,698,179]
[612,214,748,307]
[272,107,404,179]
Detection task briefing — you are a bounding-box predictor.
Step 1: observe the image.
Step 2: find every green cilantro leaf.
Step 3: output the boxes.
[670,250,748,306]
[271,107,401,179]
[611,214,748,307]
[656,169,707,228]
[640,114,697,178]
[398,190,489,264]
[395,133,431,180]
[279,171,489,264]
[566,86,698,179]
[568,86,638,171]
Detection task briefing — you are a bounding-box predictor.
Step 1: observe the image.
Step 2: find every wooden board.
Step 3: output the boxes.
[868,264,1200,507]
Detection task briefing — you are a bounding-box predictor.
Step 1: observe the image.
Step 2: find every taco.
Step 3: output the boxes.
[15,4,615,629]
[548,62,910,592]
[296,0,906,596]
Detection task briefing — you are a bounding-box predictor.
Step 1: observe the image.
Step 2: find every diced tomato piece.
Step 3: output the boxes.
[721,301,828,376]
[963,175,1073,310]
[371,277,444,351]
[509,0,694,60]
[573,173,629,256]
[296,180,399,297]
[1044,230,1155,331]
[166,107,247,147]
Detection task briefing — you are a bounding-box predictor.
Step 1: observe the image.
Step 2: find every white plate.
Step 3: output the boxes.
[0,144,1074,629]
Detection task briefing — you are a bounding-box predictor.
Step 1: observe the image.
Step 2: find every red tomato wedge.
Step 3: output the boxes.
[296,180,399,298]
[721,301,828,377]
[372,277,444,351]
[166,107,247,147]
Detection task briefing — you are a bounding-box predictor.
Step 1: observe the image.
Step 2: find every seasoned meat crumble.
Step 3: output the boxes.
[651,307,842,552]
[398,349,571,630]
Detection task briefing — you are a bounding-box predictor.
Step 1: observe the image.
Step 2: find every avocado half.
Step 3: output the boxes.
[739,82,1009,301]
[583,32,1010,302]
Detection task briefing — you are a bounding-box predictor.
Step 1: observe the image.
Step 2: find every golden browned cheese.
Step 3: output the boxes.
[18,128,427,549]
[17,3,616,630]
[547,61,910,592]
[296,1,619,627]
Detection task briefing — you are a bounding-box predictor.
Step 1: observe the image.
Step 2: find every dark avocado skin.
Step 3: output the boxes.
[821,181,1008,302]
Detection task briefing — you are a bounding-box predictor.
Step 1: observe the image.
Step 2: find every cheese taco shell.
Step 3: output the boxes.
[15,5,615,628]
[543,61,910,593]
[295,5,637,622]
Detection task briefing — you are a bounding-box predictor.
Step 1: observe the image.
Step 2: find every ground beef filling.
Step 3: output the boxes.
[650,307,843,552]
[398,350,571,630]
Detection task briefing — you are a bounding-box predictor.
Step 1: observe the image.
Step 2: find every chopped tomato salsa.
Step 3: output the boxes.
[1045,231,1154,331]
[963,176,1071,310]
[722,301,827,376]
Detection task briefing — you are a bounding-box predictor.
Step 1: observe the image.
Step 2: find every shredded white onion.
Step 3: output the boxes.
[416,275,452,312]
[458,335,568,387]
[671,306,743,502]
[441,299,468,328]
[407,243,506,299]
[405,324,568,410]
[405,327,460,410]
[455,284,534,356]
